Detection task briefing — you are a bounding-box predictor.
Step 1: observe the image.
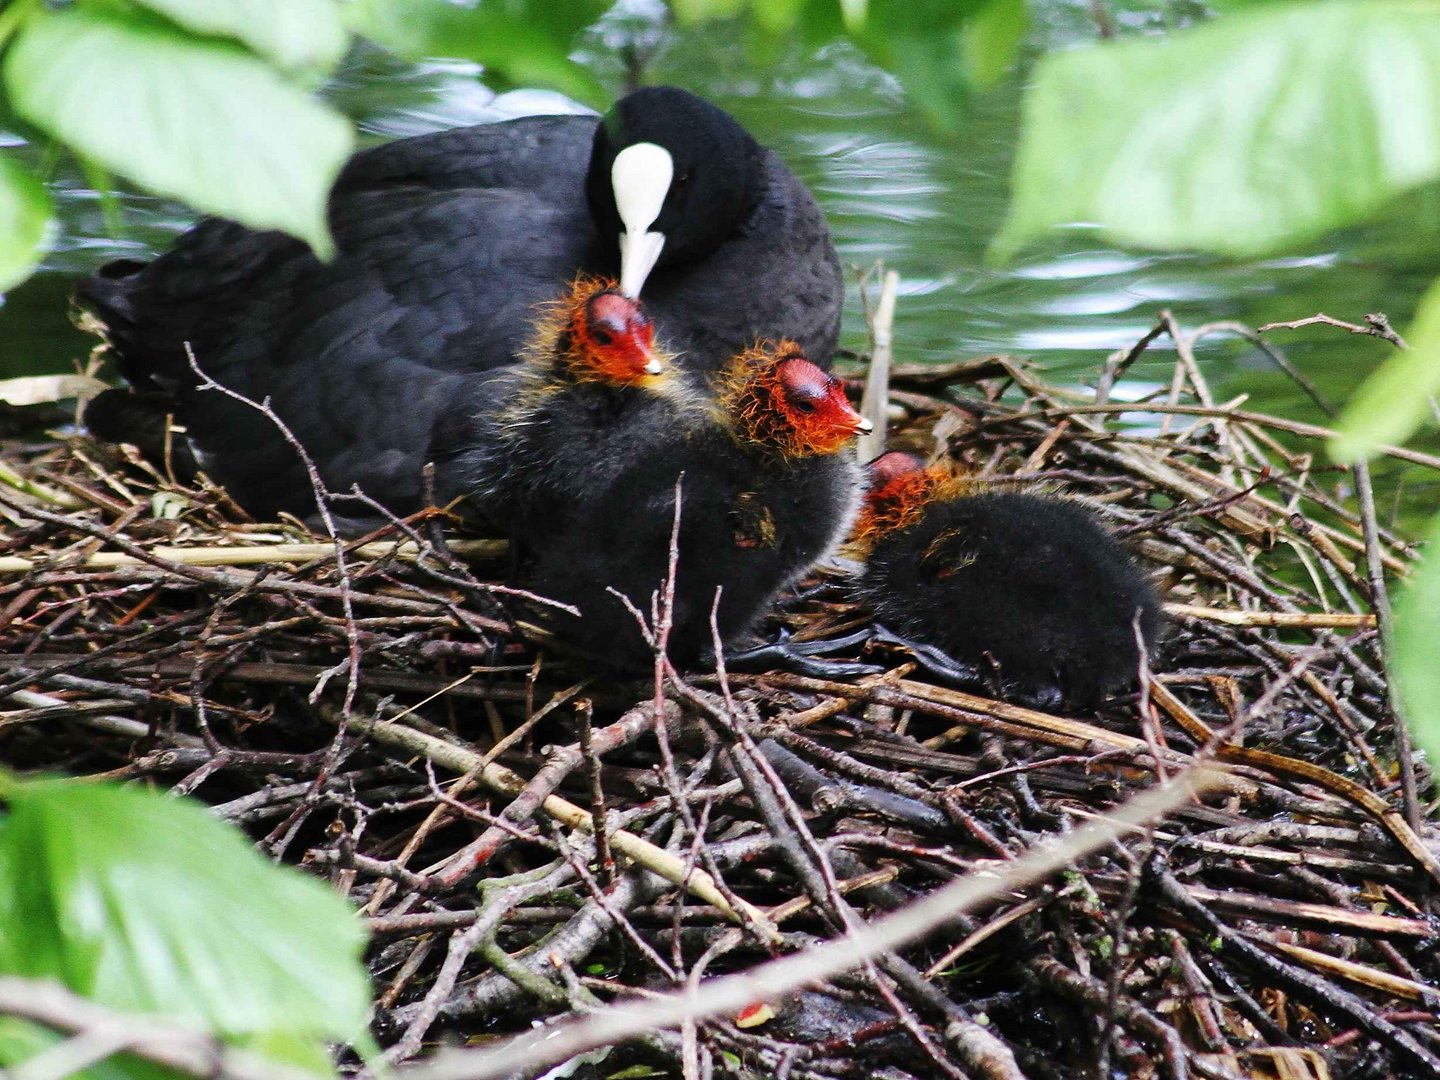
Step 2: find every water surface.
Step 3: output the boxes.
[4,3,1437,491]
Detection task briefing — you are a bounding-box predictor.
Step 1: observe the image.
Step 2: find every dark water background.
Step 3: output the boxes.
[4,0,1438,495]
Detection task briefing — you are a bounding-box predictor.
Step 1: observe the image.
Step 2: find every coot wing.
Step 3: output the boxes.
[162,189,596,519]
[79,113,604,392]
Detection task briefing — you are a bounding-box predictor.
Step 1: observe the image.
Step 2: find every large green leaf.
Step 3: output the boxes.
[348,0,607,108]
[4,10,352,256]
[0,155,50,294]
[962,0,1027,90]
[126,0,349,73]
[1331,277,1440,462]
[996,1,1440,260]
[0,780,368,1052]
[1395,511,1440,766]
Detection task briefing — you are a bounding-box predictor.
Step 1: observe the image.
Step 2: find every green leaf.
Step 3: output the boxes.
[750,0,806,35]
[962,0,1026,89]
[126,0,349,73]
[840,0,1006,132]
[1395,511,1440,766]
[348,0,606,108]
[0,155,50,294]
[669,0,747,22]
[512,0,612,45]
[4,10,353,256]
[996,1,1440,260]
[1331,277,1440,462]
[0,780,368,1052]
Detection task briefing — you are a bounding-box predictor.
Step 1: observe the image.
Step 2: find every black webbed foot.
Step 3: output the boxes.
[724,627,883,678]
[869,626,1068,711]
[869,625,986,685]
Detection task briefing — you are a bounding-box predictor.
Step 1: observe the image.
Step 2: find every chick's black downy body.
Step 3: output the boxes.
[430,370,698,554]
[80,87,841,524]
[524,426,861,671]
[858,491,1163,708]
[521,347,867,671]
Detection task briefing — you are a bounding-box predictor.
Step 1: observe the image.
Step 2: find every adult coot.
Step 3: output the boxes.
[525,343,869,670]
[852,453,1164,709]
[78,86,841,523]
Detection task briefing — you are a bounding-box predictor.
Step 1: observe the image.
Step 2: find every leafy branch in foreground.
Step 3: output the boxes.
[0,0,618,292]
[0,775,370,1079]
[998,1,1440,262]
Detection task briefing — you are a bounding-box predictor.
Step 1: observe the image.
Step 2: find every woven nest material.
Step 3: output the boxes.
[1,313,1437,1080]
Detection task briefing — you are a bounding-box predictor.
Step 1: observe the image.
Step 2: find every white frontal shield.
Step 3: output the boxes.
[612,142,673,297]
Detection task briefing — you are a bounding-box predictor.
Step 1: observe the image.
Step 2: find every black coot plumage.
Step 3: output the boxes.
[525,343,869,670]
[78,86,841,523]
[852,453,1164,709]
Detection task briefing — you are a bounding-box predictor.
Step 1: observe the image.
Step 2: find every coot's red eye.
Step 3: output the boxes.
[794,399,816,414]
[592,329,614,346]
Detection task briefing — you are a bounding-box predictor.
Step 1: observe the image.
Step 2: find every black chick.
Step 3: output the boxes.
[852,453,1164,709]
[429,275,699,550]
[523,343,870,671]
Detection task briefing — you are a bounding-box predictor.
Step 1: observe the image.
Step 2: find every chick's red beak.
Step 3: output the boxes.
[586,291,663,378]
[828,383,871,436]
[630,323,663,376]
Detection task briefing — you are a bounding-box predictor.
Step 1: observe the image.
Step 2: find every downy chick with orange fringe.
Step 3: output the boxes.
[851,452,1164,709]
[524,341,870,670]
[430,275,700,549]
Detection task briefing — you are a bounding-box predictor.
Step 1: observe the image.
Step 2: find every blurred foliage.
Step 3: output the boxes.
[0,0,1030,291]
[1395,513,1440,766]
[0,155,46,293]
[128,0,351,73]
[1331,282,1440,464]
[671,0,1026,126]
[0,775,370,1078]
[998,2,1440,261]
[0,0,354,268]
[344,0,611,107]
[5,8,353,258]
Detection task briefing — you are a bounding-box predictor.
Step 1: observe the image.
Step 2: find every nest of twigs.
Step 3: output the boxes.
[2,312,1438,1080]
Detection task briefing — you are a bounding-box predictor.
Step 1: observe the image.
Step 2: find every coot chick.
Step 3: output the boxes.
[76,87,840,523]
[430,275,699,546]
[524,343,869,671]
[852,453,1164,709]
